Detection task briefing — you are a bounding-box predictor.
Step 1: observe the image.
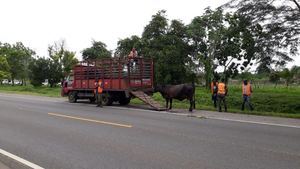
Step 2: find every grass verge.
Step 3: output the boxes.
[0,85,299,118]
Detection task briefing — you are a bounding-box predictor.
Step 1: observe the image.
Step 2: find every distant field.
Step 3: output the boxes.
[0,84,299,118]
[0,85,61,97]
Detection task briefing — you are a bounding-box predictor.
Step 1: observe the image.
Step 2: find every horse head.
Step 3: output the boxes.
[154,84,166,93]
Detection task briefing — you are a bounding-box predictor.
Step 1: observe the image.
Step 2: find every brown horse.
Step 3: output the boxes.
[155,83,196,112]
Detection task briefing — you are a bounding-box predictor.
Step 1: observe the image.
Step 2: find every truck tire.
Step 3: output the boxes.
[119,97,131,105]
[102,93,113,106]
[68,91,77,103]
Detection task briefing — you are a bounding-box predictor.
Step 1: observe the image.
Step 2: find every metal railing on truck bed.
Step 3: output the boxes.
[73,58,154,91]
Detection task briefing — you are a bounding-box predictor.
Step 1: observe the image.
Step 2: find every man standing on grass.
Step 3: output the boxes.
[211,79,218,108]
[217,78,228,112]
[241,80,254,111]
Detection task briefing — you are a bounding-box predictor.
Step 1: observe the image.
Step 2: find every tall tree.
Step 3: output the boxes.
[0,42,35,85]
[158,19,192,84]
[141,10,193,84]
[82,40,111,60]
[29,57,50,87]
[48,59,63,87]
[61,50,78,75]
[280,68,294,87]
[269,71,281,88]
[47,40,78,86]
[291,65,300,84]
[223,0,300,68]
[0,55,10,83]
[142,10,168,60]
[187,8,224,86]
[188,8,256,84]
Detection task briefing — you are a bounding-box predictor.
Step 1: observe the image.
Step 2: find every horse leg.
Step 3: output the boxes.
[166,99,169,109]
[169,99,172,110]
[189,98,193,112]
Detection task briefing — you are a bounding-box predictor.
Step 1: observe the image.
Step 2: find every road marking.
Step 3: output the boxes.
[208,117,300,129]
[48,113,133,128]
[3,93,298,129]
[110,107,300,129]
[0,148,44,169]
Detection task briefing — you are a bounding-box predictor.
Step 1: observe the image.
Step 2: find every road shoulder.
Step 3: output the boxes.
[173,109,300,128]
[0,161,10,169]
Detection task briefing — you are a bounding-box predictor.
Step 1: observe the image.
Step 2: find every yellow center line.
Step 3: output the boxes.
[48,113,133,128]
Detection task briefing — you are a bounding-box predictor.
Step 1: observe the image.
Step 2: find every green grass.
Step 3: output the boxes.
[132,85,300,118]
[0,85,61,97]
[1,84,300,118]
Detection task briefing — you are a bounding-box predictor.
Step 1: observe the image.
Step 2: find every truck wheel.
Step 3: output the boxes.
[102,93,113,106]
[68,91,77,103]
[119,98,131,105]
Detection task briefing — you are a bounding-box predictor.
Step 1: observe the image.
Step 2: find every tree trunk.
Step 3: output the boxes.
[11,77,14,86]
[204,59,212,89]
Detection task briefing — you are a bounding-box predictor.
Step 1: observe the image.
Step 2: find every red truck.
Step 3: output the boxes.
[61,58,164,110]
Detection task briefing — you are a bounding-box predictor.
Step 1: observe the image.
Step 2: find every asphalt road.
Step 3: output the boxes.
[0,93,299,169]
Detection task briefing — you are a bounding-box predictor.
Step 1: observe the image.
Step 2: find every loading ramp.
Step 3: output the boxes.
[130,91,166,111]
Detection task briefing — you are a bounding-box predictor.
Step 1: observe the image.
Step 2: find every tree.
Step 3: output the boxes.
[61,50,78,75]
[141,10,194,84]
[291,65,300,84]
[157,19,192,84]
[82,40,111,60]
[187,8,224,87]
[256,56,272,75]
[0,42,35,85]
[269,71,281,88]
[188,8,257,85]
[29,57,50,87]
[47,40,78,86]
[280,68,294,87]
[0,55,10,83]
[141,10,169,84]
[48,59,63,87]
[217,12,257,81]
[223,0,300,68]
[141,10,168,61]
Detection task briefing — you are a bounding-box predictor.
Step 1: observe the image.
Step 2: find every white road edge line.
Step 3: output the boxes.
[111,106,300,129]
[208,117,300,129]
[0,148,44,169]
[3,93,298,129]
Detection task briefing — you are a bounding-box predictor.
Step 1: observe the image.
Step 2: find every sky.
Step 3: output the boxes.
[0,0,299,67]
